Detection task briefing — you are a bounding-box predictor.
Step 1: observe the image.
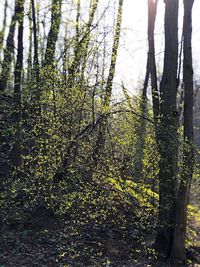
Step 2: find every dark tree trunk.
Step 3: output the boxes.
[0,0,20,92]
[93,0,124,164]
[67,0,99,88]
[12,0,25,168]
[27,1,33,84]
[148,0,159,124]
[31,0,40,98]
[170,0,195,265]
[155,0,179,258]
[103,0,123,107]
[0,0,8,56]
[133,0,159,180]
[43,0,62,67]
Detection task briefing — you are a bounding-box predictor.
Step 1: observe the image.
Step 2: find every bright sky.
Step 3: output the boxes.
[0,0,200,96]
[114,0,200,95]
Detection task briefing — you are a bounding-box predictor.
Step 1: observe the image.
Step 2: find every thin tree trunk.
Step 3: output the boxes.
[67,0,99,88]
[65,0,99,171]
[133,0,159,180]
[75,0,81,47]
[0,0,19,92]
[12,0,25,168]
[154,0,179,258]
[0,0,8,58]
[170,0,195,265]
[93,0,124,163]
[148,0,159,124]
[31,0,40,98]
[43,0,62,67]
[80,0,99,79]
[103,0,123,107]
[27,1,33,84]
[43,0,62,117]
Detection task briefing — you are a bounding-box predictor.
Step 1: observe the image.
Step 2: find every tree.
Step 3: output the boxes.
[0,0,8,58]
[93,0,124,165]
[0,0,21,92]
[133,0,159,180]
[148,0,159,125]
[31,0,40,99]
[171,0,195,265]
[12,0,25,168]
[0,1,199,265]
[43,0,62,67]
[154,0,179,258]
[67,0,99,88]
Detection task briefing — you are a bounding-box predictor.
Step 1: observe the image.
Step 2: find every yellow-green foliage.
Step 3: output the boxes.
[108,177,158,209]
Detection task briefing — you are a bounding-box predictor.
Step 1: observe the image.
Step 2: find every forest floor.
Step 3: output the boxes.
[0,209,200,267]
[0,180,200,267]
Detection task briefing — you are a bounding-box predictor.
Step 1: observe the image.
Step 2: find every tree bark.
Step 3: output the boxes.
[31,0,40,97]
[67,0,99,88]
[93,0,124,163]
[133,0,159,180]
[43,0,62,67]
[27,1,33,84]
[148,0,159,124]
[0,0,8,57]
[103,0,123,107]
[154,0,179,258]
[170,0,195,265]
[0,0,20,92]
[12,0,25,168]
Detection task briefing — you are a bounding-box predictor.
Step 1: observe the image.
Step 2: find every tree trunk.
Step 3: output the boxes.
[170,0,195,265]
[12,0,25,168]
[0,0,20,92]
[148,0,159,124]
[43,0,62,67]
[93,0,124,164]
[133,0,159,180]
[0,0,8,58]
[67,0,99,88]
[154,0,179,258]
[27,1,33,84]
[103,0,123,108]
[31,0,40,99]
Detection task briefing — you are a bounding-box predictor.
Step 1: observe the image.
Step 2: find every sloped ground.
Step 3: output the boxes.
[0,216,157,267]
[0,179,155,266]
[0,206,200,267]
[0,179,200,266]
